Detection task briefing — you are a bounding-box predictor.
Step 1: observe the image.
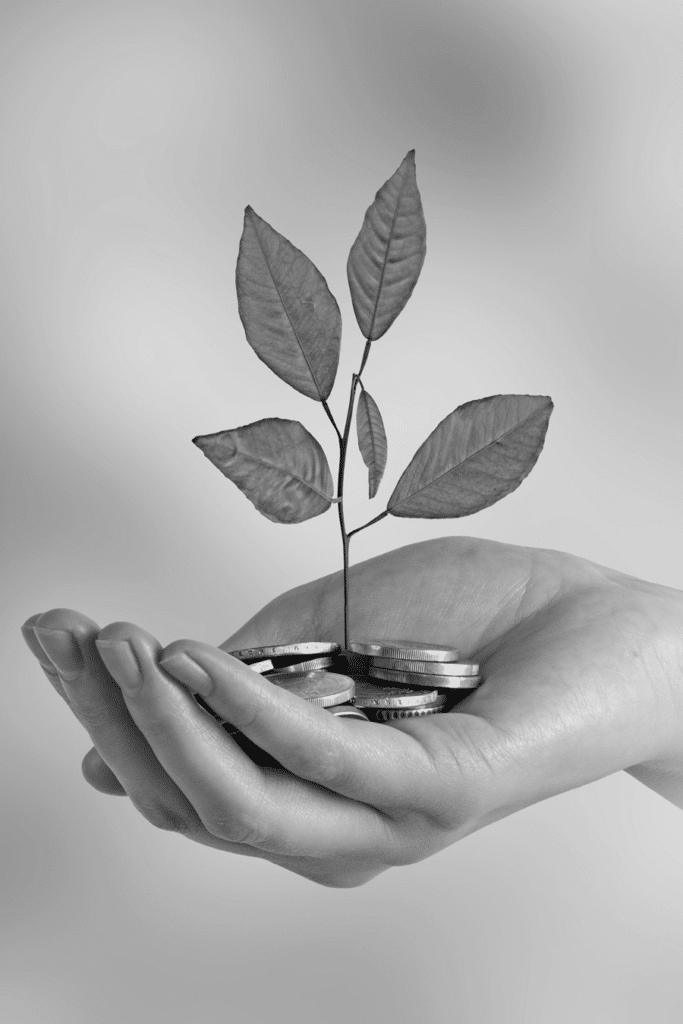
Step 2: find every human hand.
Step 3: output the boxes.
[22,536,683,887]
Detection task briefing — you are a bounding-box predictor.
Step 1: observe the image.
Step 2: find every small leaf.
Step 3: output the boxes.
[387,394,553,519]
[356,388,388,498]
[236,207,341,401]
[347,150,427,341]
[193,418,334,524]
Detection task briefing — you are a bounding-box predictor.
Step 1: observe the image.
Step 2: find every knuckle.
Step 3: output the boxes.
[73,701,112,732]
[201,806,269,848]
[133,797,191,833]
[288,740,347,788]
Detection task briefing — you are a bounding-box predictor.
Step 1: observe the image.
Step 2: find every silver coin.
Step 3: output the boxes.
[371,657,480,676]
[352,680,440,709]
[371,701,448,721]
[246,659,274,674]
[348,639,461,662]
[369,666,482,689]
[229,641,339,661]
[265,656,333,675]
[267,670,355,707]
[326,705,370,721]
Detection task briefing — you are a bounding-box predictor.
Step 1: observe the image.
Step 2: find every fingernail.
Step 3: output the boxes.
[34,627,83,681]
[95,639,143,691]
[21,619,57,674]
[159,652,213,696]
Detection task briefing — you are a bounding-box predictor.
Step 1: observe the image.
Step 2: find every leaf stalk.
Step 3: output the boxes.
[347,509,389,540]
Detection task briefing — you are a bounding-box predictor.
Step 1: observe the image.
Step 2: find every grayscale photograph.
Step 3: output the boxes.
[4,1,683,1021]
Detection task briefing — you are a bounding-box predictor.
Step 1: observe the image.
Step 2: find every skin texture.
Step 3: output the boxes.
[21,536,683,888]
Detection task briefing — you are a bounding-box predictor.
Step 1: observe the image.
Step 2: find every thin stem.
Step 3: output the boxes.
[347,509,389,540]
[321,399,342,444]
[339,510,350,646]
[336,372,360,648]
[334,337,373,647]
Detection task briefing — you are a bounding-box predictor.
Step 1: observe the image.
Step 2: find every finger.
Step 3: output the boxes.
[96,623,398,860]
[24,614,128,797]
[29,609,210,835]
[159,640,441,813]
[21,612,70,701]
[81,746,127,795]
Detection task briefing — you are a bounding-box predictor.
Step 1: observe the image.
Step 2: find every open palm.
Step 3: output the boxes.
[23,536,683,886]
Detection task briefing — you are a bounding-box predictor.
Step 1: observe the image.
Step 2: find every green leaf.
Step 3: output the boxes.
[347,150,427,341]
[387,394,553,519]
[193,418,334,524]
[236,207,341,401]
[356,387,388,498]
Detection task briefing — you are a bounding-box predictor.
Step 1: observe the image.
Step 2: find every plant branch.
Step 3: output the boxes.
[347,509,389,539]
[322,399,342,444]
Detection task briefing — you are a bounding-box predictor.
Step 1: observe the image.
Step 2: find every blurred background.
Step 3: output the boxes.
[2,0,683,1020]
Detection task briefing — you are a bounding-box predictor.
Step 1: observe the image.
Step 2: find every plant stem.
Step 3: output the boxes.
[335,340,372,648]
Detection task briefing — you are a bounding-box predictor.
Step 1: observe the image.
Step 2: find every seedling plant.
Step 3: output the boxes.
[193,152,553,648]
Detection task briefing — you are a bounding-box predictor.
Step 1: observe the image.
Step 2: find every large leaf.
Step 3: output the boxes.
[356,387,388,498]
[236,207,341,401]
[387,394,553,519]
[347,150,426,341]
[193,417,334,524]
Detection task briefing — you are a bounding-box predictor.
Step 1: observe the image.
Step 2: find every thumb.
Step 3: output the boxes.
[219,573,341,652]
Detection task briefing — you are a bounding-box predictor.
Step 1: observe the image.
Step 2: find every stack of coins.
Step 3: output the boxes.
[344,639,480,721]
[190,639,481,755]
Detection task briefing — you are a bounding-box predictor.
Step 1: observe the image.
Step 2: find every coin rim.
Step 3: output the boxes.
[264,656,334,675]
[351,681,440,709]
[326,705,370,720]
[371,703,447,720]
[371,656,480,676]
[369,667,482,689]
[230,641,340,660]
[348,639,461,661]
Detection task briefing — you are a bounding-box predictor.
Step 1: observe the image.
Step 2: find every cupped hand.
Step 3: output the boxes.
[21,537,683,887]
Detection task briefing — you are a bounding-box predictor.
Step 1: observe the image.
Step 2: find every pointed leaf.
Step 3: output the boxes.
[356,388,388,498]
[193,418,334,524]
[236,207,341,401]
[347,150,427,341]
[387,394,553,519]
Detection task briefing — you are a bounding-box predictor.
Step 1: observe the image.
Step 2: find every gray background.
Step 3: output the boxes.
[3,0,683,1021]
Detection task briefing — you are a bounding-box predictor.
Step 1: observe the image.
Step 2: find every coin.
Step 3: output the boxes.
[369,666,481,689]
[266,670,355,707]
[371,657,480,676]
[327,705,370,721]
[352,680,440,709]
[370,701,449,721]
[246,659,274,674]
[229,641,339,661]
[348,639,461,662]
[265,656,334,675]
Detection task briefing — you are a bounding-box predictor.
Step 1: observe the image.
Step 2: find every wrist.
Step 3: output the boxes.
[624,580,683,807]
